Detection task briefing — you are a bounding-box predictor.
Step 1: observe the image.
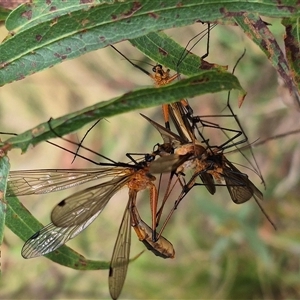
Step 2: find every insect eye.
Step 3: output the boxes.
[152,66,157,72]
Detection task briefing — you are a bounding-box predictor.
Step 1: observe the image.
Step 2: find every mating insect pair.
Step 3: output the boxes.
[126,48,271,235]
[5,26,270,299]
[6,98,267,300]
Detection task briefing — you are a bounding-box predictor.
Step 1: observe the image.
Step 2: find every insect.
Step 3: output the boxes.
[147,53,265,212]
[109,194,175,300]
[110,28,218,202]
[148,44,271,231]
[6,121,177,299]
[141,112,278,243]
[110,34,271,240]
[106,157,174,300]
[129,192,175,259]
[110,23,216,131]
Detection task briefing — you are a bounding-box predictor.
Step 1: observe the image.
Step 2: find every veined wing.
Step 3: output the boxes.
[22,175,131,258]
[225,158,263,200]
[140,114,184,148]
[22,210,101,258]
[223,170,253,203]
[108,192,133,300]
[7,167,130,196]
[223,158,263,204]
[51,175,132,227]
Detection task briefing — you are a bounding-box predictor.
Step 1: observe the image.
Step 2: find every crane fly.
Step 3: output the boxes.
[5,121,177,300]
[143,114,276,238]
[144,52,268,229]
[111,34,271,237]
[110,23,216,131]
[106,159,174,300]
[147,59,264,204]
[144,46,270,231]
[110,29,219,204]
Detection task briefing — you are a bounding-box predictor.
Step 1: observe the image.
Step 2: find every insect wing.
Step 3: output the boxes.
[224,158,263,203]
[199,172,216,195]
[7,168,127,196]
[247,178,263,200]
[21,211,101,258]
[108,194,133,300]
[51,175,131,227]
[140,114,184,147]
[149,154,187,174]
[168,102,195,143]
[223,172,252,203]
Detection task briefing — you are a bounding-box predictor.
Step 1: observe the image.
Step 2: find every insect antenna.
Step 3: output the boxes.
[110,44,151,77]
[47,118,120,165]
[0,125,117,166]
[46,119,149,169]
[71,119,101,164]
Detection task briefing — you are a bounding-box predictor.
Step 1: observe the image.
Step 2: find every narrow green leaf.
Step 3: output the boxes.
[130,31,227,76]
[0,0,299,86]
[0,70,246,152]
[234,13,300,105]
[5,0,115,32]
[5,195,110,270]
[282,17,300,94]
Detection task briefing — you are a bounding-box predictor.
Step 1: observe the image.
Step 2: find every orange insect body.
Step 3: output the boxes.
[127,168,155,191]
[130,203,175,259]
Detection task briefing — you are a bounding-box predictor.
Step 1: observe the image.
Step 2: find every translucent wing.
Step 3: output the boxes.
[224,172,253,203]
[246,178,263,200]
[223,160,263,204]
[141,114,184,147]
[108,192,133,300]
[22,211,101,258]
[7,167,129,196]
[51,175,131,227]
[22,175,132,258]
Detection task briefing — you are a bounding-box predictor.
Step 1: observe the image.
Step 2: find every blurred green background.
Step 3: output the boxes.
[1,20,300,299]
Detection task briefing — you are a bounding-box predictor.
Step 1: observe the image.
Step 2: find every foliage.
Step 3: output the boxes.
[0,0,300,299]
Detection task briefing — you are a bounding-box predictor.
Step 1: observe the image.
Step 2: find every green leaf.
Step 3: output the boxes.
[0,0,299,86]
[5,0,115,32]
[234,13,300,104]
[282,17,300,94]
[0,154,10,274]
[0,70,246,152]
[5,195,110,270]
[129,31,227,76]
